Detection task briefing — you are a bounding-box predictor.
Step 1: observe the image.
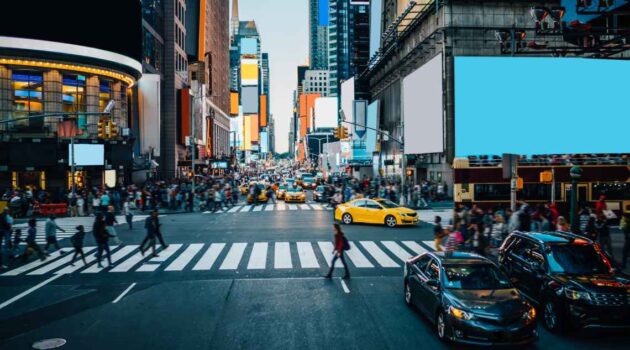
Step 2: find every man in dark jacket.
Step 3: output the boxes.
[93,213,112,268]
[140,210,160,256]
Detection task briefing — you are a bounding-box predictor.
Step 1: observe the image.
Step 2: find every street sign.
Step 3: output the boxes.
[502,153,518,179]
[540,170,553,183]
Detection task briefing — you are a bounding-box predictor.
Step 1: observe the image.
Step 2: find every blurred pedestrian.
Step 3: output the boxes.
[595,214,613,258]
[93,213,112,268]
[105,206,121,245]
[123,199,133,230]
[140,210,159,257]
[621,207,630,269]
[44,215,65,253]
[22,218,46,262]
[433,216,444,252]
[70,225,87,266]
[324,223,350,279]
[556,216,570,232]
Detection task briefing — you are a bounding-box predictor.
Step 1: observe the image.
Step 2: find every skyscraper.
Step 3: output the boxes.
[309,0,329,70]
[328,0,369,96]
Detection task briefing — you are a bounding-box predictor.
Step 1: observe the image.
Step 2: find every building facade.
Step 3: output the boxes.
[303,70,330,96]
[310,0,330,70]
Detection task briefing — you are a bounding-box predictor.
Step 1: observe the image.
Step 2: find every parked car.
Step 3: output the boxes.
[498,231,630,332]
[404,251,538,345]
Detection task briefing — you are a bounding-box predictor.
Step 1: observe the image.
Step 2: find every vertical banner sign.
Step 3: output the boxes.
[353,100,367,138]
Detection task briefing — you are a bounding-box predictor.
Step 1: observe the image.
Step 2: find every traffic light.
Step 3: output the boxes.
[97,121,106,139]
[109,121,118,138]
[334,126,349,139]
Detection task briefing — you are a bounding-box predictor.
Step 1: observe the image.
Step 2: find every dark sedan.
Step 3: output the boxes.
[404,252,538,345]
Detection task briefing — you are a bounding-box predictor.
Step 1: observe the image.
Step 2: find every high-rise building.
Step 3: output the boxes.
[328,0,369,96]
[303,70,330,96]
[309,0,329,70]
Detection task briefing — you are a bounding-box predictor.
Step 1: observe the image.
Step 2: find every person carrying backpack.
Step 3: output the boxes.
[70,225,87,266]
[324,223,350,279]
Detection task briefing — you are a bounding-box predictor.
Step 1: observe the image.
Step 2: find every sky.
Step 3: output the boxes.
[454,56,630,156]
[232,0,309,153]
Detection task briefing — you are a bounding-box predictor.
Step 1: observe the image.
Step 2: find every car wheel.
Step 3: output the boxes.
[342,213,353,225]
[542,300,565,333]
[404,282,412,306]
[385,215,397,228]
[436,310,449,342]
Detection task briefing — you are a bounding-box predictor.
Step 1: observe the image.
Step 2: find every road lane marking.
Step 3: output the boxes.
[240,205,252,212]
[340,279,350,294]
[299,204,310,210]
[382,241,413,262]
[265,205,275,211]
[28,247,97,275]
[135,244,183,272]
[112,282,137,304]
[219,243,247,270]
[288,205,297,210]
[252,206,263,212]
[81,246,138,273]
[317,242,342,267]
[296,242,319,268]
[228,206,242,213]
[165,244,204,271]
[422,240,442,251]
[2,251,66,276]
[402,241,429,255]
[192,243,226,270]
[0,274,64,310]
[274,242,292,269]
[345,242,374,268]
[312,205,323,210]
[247,242,268,270]
[276,203,286,210]
[359,241,399,267]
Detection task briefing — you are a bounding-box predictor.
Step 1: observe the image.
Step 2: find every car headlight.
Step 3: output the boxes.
[564,288,591,302]
[448,306,473,320]
[522,307,536,322]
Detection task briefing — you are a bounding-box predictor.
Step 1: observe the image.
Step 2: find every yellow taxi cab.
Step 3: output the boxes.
[334,198,419,228]
[284,185,306,203]
[276,184,288,200]
[240,182,252,195]
[246,184,269,204]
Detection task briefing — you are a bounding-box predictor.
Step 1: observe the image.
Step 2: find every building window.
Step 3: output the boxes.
[12,70,43,128]
[99,79,112,112]
[62,74,86,114]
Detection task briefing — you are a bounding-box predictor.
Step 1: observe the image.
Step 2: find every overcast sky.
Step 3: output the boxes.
[232,0,309,153]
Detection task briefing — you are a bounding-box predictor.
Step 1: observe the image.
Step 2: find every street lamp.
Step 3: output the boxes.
[569,165,582,232]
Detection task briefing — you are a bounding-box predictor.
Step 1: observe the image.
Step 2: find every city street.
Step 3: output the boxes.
[1,206,628,349]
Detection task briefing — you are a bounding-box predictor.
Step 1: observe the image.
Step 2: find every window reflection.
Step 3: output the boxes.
[12,71,43,128]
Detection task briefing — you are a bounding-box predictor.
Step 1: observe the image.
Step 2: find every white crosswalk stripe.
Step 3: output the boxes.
[288,205,297,210]
[274,242,292,269]
[359,241,399,267]
[299,204,310,210]
[227,206,242,213]
[265,205,275,211]
[252,206,263,212]
[296,242,319,268]
[136,244,183,272]
[247,242,268,270]
[312,205,323,211]
[165,243,204,271]
[219,243,247,270]
[276,204,286,211]
[192,243,226,270]
[0,240,437,276]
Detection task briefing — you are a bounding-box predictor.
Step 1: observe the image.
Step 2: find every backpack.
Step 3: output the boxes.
[342,236,351,251]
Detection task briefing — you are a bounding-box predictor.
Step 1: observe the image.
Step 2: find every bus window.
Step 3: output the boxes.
[474,184,510,201]
[592,183,630,201]
[518,184,560,201]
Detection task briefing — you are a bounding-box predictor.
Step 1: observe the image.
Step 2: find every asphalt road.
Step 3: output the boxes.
[0,198,628,349]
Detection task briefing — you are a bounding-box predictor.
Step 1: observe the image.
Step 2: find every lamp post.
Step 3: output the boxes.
[569,165,582,232]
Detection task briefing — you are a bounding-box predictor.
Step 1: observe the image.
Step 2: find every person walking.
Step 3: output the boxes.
[123,199,133,230]
[595,213,613,258]
[44,215,65,253]
[140,210,159,257]
[69,225,87,266]
[77,195,85,217]
[324,223,350,279]
[105,206,121,245]
[22,218,46,262]
[433,216,444,252]
[93,213,112,268]
[0,208,13,268]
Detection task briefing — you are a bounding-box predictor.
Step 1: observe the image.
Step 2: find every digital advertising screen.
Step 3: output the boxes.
[454,56,630,156]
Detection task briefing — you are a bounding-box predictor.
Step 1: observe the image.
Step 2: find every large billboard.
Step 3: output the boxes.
[454,56,630,156]
[366,100,379,155]
[403,53,443,155]
[240,38,258,55]
[242,86,259,114]
[0,0,142,61]
[68,144,104,166]
[340,77,355,122]
[369,0,383,61]
[241,58,259,86]
[314,97,338,129]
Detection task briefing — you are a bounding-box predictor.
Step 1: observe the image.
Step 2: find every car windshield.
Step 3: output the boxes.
[443,264,512,290]
[547,244,612,275]
[288,187,302,193]
[377,199,399,208]
[279,185,287,190]
[316,186,324,191]
[302,176,314,182]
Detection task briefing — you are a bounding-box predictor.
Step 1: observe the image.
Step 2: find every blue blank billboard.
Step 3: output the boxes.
[454,57,630,156]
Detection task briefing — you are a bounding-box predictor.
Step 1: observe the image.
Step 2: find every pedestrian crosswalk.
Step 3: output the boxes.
[12,215,150,245]
[1,239,435,277]
[204,203,332,214]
